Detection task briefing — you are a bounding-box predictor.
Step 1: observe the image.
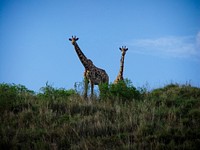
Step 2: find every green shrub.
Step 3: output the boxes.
[38,82,76,101]
[0,83,34,112]
[99,79,140,102]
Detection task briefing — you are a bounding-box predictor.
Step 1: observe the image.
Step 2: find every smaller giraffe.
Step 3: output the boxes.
[114,46,128,84]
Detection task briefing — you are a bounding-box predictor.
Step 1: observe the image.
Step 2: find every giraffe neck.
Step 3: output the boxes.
[73,42,90,69]
[117,54,126,81]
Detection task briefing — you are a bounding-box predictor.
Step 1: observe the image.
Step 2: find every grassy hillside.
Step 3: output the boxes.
[0,82,200,149]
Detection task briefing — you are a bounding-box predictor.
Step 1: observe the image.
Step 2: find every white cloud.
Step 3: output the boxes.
[127,32,200,59]
[196,32,200,47]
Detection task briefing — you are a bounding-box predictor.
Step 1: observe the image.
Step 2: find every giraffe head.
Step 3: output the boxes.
[69,36,79,45]
[120,46,128,56]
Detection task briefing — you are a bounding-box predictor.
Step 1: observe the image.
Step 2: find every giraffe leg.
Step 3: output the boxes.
[84,77,89,99]
[90,82,94,99]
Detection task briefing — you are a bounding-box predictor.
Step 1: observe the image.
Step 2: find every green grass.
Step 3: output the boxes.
[0,82,200,149]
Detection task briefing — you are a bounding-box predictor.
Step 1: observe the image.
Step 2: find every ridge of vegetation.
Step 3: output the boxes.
[0,81,200,149]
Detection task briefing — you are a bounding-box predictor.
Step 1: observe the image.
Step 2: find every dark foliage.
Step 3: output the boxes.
[0,82,200,149]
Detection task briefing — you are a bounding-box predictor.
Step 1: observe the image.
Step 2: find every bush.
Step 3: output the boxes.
[38,82,76,101]
[99,79,140,102]
[0,83,34,112]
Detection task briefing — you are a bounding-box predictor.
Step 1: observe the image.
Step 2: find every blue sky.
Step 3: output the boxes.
[0,0,200,91]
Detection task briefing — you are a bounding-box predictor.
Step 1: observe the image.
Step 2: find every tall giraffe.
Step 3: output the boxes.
[69,36,109,98]
[114,46,128,84]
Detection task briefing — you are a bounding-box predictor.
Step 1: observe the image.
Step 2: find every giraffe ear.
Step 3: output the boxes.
[76,38,79,41]
[119,47,122,51]
[69,38,72,41]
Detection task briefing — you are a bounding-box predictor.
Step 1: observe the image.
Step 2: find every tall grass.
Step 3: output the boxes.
[0,82,200,149]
